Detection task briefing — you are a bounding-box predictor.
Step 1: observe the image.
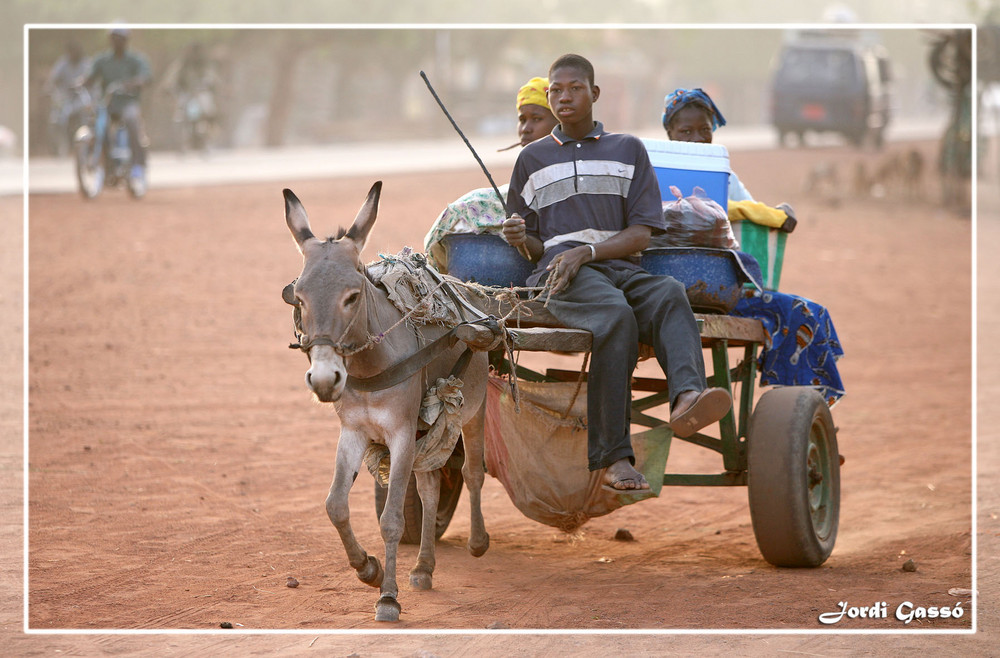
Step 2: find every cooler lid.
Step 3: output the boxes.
[641,138,731,173]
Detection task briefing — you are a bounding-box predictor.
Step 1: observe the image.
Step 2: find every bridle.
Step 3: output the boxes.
[286,277,374,358]
[283,266,504,394]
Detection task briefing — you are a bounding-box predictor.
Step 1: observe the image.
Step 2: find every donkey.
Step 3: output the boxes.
[283,182,491,622]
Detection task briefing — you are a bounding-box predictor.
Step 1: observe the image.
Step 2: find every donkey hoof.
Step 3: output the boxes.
[374,594,402,622]
[468,533,490,558]
[356,555,383,588]
[409,568,433,591]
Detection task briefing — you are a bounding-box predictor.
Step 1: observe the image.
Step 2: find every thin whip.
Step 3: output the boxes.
[420,70,533,261]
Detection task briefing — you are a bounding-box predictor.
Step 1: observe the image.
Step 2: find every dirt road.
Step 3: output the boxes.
[5,139,997,653]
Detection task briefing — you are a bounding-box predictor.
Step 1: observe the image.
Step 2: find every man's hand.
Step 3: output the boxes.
[502,213,538,261]
[502,214,527,246]
[546,245,594,295]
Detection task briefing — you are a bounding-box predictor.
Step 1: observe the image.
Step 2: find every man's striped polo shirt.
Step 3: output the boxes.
[506,122,665,286]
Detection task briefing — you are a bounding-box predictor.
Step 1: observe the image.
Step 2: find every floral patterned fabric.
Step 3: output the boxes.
[423,185,508,272]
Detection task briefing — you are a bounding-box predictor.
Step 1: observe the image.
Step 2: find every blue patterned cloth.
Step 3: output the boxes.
[732,289,845,406]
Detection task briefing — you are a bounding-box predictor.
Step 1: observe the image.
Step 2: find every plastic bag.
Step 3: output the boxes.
[651,185,739,250]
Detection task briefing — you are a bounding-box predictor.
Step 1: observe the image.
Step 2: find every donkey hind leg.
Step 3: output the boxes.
[373,443,417,622]
[409,468,441,591]
[325,432,383,589]
[462,398,490,557]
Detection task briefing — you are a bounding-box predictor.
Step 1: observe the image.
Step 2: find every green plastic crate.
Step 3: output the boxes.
[734,221,787,290]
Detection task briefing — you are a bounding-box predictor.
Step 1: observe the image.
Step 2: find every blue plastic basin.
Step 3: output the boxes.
[442,237,760,311]
[441,233,535,288]
[641,247,758,314]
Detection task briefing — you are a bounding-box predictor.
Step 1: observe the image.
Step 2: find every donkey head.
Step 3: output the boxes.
[284,181,382,402]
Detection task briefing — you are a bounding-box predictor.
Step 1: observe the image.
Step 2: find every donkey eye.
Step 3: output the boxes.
[345,291,360,306]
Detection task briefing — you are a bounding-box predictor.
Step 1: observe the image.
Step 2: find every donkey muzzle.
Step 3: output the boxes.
[305,345,346,402]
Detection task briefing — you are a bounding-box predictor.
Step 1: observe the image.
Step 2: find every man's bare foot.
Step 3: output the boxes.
[602,458,650,491]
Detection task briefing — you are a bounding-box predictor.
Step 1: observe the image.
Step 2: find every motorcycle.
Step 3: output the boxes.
[73,84,146,200]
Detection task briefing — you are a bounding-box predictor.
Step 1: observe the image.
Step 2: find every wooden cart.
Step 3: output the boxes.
[377,296,841,568]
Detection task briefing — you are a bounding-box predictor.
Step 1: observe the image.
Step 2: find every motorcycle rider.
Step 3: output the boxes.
[83,26,151,193]
[160,41,220,152]
[44,41,91,156]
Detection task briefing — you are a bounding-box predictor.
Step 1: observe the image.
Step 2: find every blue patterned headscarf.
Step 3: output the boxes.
[662,88,727,132]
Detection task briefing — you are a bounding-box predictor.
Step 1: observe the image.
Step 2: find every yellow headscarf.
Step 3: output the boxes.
[516,77,550,110]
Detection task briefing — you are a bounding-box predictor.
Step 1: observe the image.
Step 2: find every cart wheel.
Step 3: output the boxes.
[374,464,463,545]
[747,387,839,567]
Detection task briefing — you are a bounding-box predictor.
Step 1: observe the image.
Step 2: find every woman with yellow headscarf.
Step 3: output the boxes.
[515,76,557,147]
[423,77,557,270]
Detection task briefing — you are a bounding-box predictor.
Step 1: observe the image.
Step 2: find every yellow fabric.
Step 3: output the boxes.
[728,199,789,229]
[516,77,550,110]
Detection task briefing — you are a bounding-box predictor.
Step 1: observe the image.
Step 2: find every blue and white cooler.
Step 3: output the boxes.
[641,138,732,211]
[639,139,763,311]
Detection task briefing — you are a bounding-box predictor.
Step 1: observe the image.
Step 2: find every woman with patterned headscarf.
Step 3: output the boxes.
[662,87,727,137]
[423,77,557,270]
[661,87,757,203]
[661,87,845,405]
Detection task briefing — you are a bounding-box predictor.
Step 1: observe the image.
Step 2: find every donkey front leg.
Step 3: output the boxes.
[409,468,441,591]
[326,431,383,589]
[462,399,490,557]
[373,440,417,622]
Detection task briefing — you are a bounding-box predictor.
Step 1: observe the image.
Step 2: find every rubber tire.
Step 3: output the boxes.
[374,463,464,545]
[127,169,146,199]
[747,387,840,567]
[75,141,103,200]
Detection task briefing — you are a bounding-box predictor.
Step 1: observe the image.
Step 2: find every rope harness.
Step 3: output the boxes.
[286,255,503,393]
[287,275,447,358]
[283,250,589,405]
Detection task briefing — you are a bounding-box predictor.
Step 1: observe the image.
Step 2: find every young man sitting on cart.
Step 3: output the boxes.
[502,54,733,492]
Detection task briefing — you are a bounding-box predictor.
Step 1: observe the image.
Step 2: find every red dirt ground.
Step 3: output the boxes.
[4,139,998,654]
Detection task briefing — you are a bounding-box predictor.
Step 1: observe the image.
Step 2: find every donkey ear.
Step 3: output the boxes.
[281,280,298,305]
[346,181,382,252]
[284,189,314,251]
